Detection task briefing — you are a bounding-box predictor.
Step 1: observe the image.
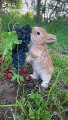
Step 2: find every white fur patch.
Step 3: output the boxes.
[41,82,49,88]
[32,61,41,75]
[32,61,51,88]
[41,74,51,88]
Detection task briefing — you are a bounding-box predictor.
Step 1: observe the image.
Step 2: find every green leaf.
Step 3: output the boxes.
[19,76,24,82]
[12,74,18,81]
[3,48,8,57]
[8,42,13,51]
[2,31,20,57]
[14,39,20,44]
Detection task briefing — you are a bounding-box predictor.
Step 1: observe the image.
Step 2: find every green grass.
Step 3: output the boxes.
[42,18,68,51]
[0,13,68,120]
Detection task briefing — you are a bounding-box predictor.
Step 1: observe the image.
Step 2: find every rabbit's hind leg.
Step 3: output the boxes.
[41,73,51,88]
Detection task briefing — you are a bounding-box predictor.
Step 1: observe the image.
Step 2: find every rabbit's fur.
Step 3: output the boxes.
[26,27,56,88]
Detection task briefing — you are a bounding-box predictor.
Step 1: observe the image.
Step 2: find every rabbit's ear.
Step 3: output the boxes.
[46,34,56,43]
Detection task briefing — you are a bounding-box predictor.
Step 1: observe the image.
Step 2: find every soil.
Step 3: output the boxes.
[0,75,47,120]
[0,78,18,120]
[0,76,41,120]
[0,77,68,120]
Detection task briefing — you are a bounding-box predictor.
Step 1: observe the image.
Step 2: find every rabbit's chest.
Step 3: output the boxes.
[30,47,43,58]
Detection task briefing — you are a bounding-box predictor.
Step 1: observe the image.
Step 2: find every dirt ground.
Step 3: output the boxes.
[0,76,68,120]
[0,78,18,120]
[0,76,41,120]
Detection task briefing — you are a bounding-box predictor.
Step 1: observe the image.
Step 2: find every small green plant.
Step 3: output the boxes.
[11,71,24,84]
[11,92,50,120]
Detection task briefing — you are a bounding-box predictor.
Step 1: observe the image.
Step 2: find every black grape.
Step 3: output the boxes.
[15,28,22,32]
[12,25,32,69]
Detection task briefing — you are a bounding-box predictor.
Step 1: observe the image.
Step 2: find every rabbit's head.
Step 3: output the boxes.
[31,27,56,44]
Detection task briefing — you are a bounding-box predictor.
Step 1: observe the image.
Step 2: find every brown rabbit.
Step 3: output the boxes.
[25,27,56,88]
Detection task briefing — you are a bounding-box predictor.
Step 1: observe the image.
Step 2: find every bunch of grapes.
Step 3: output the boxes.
[12,25,32,69]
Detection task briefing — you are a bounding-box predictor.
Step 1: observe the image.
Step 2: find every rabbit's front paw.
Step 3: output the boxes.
[30,74,37,79]
[25,56,32,63]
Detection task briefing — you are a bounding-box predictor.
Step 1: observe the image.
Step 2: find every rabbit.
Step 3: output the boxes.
[25,27,56,88]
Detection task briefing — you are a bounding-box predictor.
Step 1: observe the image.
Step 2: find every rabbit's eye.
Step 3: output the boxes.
[37,32,40,35]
